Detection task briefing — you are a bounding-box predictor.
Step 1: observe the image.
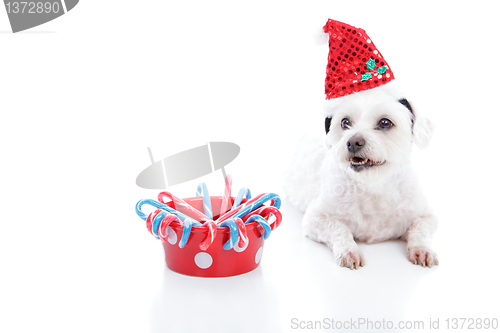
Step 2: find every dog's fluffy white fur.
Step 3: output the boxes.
[283,81,438,269]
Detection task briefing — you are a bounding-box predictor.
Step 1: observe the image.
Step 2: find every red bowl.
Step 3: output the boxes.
[161,196,267,278]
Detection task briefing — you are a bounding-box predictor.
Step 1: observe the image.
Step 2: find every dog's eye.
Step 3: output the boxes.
[341,118,351,129]
[378,118,393,129]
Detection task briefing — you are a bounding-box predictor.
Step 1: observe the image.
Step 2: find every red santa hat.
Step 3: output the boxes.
[319,19,404,117]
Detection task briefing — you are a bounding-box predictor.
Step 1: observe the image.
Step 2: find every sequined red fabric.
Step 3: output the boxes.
[323,19,395,100]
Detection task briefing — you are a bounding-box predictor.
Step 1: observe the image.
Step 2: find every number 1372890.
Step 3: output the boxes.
[5,2,60,14]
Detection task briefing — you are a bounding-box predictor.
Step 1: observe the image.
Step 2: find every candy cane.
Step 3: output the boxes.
[179,218,203,248]
[151,210,169,239]
[136,198,191,222]
[237,192,281,216]
[232,187,252,209]
[218,219,239,250]
[225,192,281,223]
[146,209,162,235]
[158,191,211,223]
[220,174,233,216]
[242,206,282,230]
[196,183,213,220]
[158,214,182,241]
[215,193,267,224]
[233,217,248,248]
[199,220,217,251]
[244,215,271,240]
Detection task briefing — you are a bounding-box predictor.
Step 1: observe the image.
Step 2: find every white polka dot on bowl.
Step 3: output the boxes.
[166,227,177,245]
[255,247,263,264]
[194,252,213,269]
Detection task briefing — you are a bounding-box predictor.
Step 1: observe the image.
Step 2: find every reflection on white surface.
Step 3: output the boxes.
[149,199,441,332]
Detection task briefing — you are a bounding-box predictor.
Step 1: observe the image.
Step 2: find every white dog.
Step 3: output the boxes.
[283,81,438,269]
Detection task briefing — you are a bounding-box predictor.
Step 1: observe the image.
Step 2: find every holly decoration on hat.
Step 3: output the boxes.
[360,58,388,82]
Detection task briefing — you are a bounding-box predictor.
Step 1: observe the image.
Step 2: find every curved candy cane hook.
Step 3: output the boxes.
[243,206,282,230]
[244,215,271,240]
[196,183,213,220]
[199,220,217,251]
[151,210,169,239]
[218,219,239,250]
[146,209,162,235]
[158,214,182,241]
[232,187,252,209]
[136,198,190,221]
[233,217,248,248]
[179,218,203,248]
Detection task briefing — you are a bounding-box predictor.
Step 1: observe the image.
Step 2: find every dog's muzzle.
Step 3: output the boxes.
[346,135,385,172]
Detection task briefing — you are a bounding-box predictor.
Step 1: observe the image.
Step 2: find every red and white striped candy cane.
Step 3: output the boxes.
[233,217,248,248]
[219,174,233,217]
[146,209,163,235]
[158,191,211,223]
[215,193,267,224]
[242,206,282,230]
[199,220,217,251]
[158,214,182,241]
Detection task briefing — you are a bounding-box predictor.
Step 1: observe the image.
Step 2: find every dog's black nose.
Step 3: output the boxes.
[347,135,365,154]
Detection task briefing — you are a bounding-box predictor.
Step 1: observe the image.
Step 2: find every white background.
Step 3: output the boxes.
[1,1,499,332]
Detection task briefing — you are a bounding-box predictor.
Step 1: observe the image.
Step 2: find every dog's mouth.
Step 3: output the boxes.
[349,157,386,172]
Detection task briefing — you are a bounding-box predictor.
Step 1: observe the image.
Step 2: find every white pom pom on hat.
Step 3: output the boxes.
[313,26,329,45]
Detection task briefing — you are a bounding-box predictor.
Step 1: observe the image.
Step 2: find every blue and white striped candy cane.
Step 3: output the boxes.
[218,219,239,250]
[196,183,213,220]
[135,198,191,222]
[232,187,252,209]
[244,215,271,240]
[136,199,204,247]
[179,218,203,248]
[234,193,281,220]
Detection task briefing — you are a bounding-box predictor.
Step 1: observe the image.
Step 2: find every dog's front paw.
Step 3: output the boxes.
[336,247,365,270]
[407,246,439,267]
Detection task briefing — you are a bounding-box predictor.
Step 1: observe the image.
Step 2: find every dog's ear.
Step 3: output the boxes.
[325,117,332,134]
[399,99,434,149]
